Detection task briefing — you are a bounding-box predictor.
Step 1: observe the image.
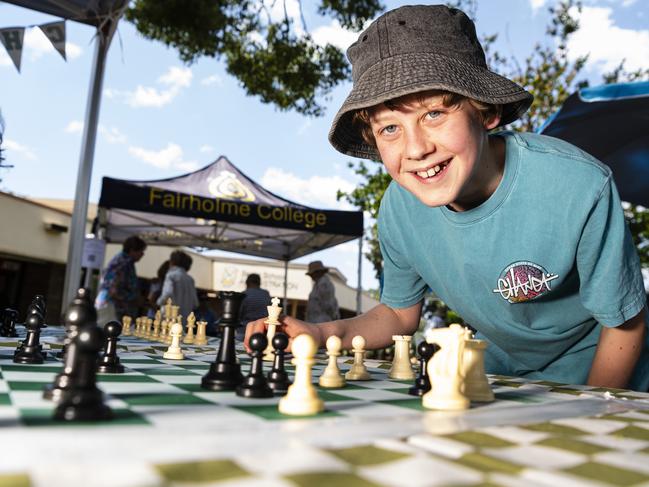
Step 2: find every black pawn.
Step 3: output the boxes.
[236,333,273,398]
[1,308,18,337]
[97,321,125,373]
[53,325,112,421]
[44,288,97,401]
[13,311,44,364]
[408,341,437,396]
[267,332,291,394]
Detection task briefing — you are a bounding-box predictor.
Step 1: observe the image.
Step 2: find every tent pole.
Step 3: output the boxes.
[356,236,363,315]
[282,259,289,309]
[61,17,121,310]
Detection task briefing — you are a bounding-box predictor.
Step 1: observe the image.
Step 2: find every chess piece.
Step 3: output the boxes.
[463,339,494,402]
[408,341,436,396]
[345,335,371,381]
[44,288,98,401]
[163,322,185,360]
[267,332,291,394]
[183,312,196,344]
[263,297,281,361]
[14,309,45,364]
[159,318,168,342]
[97,321,125,373]
[422,324,470,410]
[388,335,415,380]
[53,324,112,421]
[121,315,132,336]
[194,321,208,345]
[171,305,180,323]
[201,291,245,390]
[278,334,324,416]
[1,308,19,337]
[152,312,161,339]
[166,315,180,344]
[319,335,345,388]
[236,333,273,398]
[164,298,173,321]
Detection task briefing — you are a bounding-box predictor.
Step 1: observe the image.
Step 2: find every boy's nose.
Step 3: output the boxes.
[404,128,434,160]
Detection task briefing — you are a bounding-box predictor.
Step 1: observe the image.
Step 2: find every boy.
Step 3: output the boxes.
[245,5,648,390]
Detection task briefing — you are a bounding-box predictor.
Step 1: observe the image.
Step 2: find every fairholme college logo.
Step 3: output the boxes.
[492,262,559,303]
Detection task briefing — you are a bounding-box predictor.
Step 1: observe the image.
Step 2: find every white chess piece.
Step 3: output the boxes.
[183,312,196,344]
[164,298,173,321]
[388,335,415,380]
[345,335,371,381]
[319,335,346,388]
[422,324,470,410]
[194,321,208,345]
[278,334,324,416]
[121,316,132,336]
[263,297,282,361]
[462,339,494,402]
[163,322,185,360]
[152,312,161,339]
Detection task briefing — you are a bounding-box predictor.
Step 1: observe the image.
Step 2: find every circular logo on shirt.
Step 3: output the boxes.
[492,261,559,303]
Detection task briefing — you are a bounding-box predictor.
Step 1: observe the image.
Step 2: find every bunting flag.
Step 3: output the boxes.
[38,21,66,61]
[0,27,25,72]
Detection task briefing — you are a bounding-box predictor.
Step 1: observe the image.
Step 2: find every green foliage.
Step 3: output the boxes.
[124,0,384,117]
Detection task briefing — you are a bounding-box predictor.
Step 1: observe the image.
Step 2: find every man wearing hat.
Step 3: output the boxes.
[305,261,339,323]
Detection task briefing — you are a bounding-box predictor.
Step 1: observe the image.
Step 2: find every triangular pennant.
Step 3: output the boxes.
[38,21,66,61]
[0,27,25,73]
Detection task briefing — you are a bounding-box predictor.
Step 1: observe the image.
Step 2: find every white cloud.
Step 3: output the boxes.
[567,6,649,73]
[105,66,193,108]
[297,119,312,135]
[22,27,82,61]
[64,120,83,134]
[201,74,223,86]
[529,0,547,14]
[3,138,37,160]
[128,142,197,171]
[99,125,127,144]
[200,144,215,153]
[260,167,355,209]
[311,20,360,50]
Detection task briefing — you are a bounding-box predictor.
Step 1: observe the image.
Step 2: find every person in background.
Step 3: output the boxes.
[239,273,271,340]
[305,261,339,323]
[157,250,198,326]
[147,260,170,318]
[95,236,147,324]
[195,291,219,336]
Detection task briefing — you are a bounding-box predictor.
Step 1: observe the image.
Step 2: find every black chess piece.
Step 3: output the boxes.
[1,308,18,337]
[267,332,291,394]
[32,295,47,319]
[236,333,273,398]
[97,320,125,373]
[44,288,97,401]
[53,324,112,421]
[13,310,45,364]
[201,291,245,391]
[408,341,437,396]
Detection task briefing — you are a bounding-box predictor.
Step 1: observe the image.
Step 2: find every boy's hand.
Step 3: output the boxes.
[243,315,323,353]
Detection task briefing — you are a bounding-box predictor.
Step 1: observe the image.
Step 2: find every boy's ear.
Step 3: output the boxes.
[483,110,502,130]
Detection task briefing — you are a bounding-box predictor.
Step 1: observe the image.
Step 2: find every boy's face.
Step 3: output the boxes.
[369,94,501,211]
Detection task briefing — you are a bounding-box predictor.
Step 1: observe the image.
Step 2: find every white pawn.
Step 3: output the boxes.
[319,336,346,388]
[388,335,415,380]
[194,320,208,345]
[278,334,324,416]
[183,312,196,344]
[122,316,132,336]
[163,322,184,360]
[463,339,494,402]
[345,335,371,381]
[263,297,282,361]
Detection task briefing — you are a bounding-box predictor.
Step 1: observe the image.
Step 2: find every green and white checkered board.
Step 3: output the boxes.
[1,329,649,487]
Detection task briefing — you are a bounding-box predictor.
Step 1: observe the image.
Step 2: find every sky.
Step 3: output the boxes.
[1,0,647,291]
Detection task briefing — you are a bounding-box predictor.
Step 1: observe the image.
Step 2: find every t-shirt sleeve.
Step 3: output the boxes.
[378,207,427,309]
[576,177,647,327]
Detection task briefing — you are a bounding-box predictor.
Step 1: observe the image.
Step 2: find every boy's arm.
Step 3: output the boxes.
[244,302,422,352]
[587,307,647,389]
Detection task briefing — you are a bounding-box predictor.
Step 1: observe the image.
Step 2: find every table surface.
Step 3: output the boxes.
[1,328,649,487]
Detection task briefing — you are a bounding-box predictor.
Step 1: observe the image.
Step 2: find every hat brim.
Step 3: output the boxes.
[329,52,533,160]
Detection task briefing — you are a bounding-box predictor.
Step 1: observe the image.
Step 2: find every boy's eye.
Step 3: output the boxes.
[426,110,441,120]
[381,124,397,135]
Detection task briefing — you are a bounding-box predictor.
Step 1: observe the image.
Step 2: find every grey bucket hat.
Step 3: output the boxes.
[328,4,533,160]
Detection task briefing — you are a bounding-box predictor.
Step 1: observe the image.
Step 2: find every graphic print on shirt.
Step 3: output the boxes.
[492,261,559,303]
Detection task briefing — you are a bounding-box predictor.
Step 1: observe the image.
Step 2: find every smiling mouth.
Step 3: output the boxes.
[413,159,451,180]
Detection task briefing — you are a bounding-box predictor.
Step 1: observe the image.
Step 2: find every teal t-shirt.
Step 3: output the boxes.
[378,131,649,391]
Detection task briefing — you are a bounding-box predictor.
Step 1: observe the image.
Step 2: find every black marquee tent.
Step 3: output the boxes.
[97,157,364,304]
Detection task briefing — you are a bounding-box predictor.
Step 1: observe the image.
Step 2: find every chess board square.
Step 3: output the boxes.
[7,381,50,392]
[19,407,149,427]
[97,374,160,383]
[237,446,349,476]
[155,458,252,484]
[0,473,29,487]
[327,400,420,418]
[284,471,383,487]
[137,367,196,376]
[484,444,587,469]
[329,388,412,402]
[99,382,183,395]
[151,374,202,384]
[563,461,649,486]
[0,365,62,374]
[0,393,11,406]
[119,358,163,364]
[8,391,54,409]
[342,380,407,391]
[1,371,57,382]
[326,445,410,466]
[580,434,649,452]
[233,404,341,420]
[112,392,213,406]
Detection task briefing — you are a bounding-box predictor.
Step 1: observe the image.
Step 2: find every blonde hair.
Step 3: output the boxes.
[352,90,502,149]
